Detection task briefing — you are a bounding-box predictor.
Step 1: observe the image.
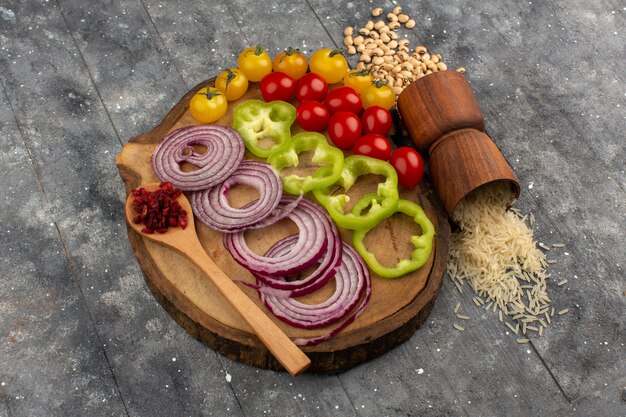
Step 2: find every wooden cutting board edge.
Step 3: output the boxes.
[117,78,451,373]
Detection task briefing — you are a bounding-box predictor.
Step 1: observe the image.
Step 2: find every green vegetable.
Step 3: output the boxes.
[312,155,399,230]
[267,132,344,195]
[352,199,434,278]
[233,99,296,158]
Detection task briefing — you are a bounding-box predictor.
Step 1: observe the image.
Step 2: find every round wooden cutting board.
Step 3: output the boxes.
[116,77,450,373]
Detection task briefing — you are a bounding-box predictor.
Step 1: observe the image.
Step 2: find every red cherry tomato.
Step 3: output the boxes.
[353,134,392,161]
[361,105,392,135]
[323,86,362,115]
[296,101,330,132]
[260,71,296,102]
[328,111,362,149]
[295,72,329,102]
[390,147,425,190]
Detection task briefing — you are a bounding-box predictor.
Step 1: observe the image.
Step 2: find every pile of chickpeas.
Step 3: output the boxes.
[344,6,465,97]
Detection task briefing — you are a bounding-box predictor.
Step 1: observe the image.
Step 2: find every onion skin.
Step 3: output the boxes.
[152,125,244,191]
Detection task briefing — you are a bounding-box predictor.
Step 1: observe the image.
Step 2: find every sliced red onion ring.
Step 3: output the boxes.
[152,125,244,191]
[251,232,342,297]
[191,160,284,233]
[260,241,372,346]
[223,197,332,277]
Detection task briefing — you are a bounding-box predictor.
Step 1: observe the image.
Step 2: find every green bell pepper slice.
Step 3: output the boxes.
[312,155,399,230]
[353,199,435,278]
[232,99,296,158]
[267,132,344,195]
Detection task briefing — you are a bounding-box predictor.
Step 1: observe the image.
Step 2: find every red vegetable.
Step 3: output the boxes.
[296,101,330,132]
[353,134,392,161]
[223,196,331,277]
[152,125,244,191]
[295,72,328,102]
[328,111,362,149]
[259,71,296,102]
[261,239,371,346]
[191,160,292,233]
[131,182,188,234]
[323,86,362,115]
[361,105,392,135]
[390,147,425,189]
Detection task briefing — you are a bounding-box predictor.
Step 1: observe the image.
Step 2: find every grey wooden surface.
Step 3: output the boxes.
[0,0,624,416]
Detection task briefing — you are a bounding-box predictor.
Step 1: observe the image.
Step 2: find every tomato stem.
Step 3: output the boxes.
[223,69,237,92]
[196,89,222,100]
[253,45,265,56]
[351,68,371,77]
[329,48,345,58]
[372,79,387,88]
[279,47,300,63]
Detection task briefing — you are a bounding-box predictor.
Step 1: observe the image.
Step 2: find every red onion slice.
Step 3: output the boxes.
[152,125,244,191]
[223,197,332,277]
[191,160,284,233]
[251,232,342,297]
[260,241,372,346]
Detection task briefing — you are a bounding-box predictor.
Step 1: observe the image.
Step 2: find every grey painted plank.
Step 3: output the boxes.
[57,0,189,139]
[553,375,626,417]
[0,83,127,415]
[138,0,248,88]
[224,0,337,57]
[0,1,242,416]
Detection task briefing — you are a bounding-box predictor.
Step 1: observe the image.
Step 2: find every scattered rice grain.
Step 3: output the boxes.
[517,338,530,344]
[457,314,471,320]
[505,322,517,334]
[539,242,551,251]
[453,323,465,331]
[557,280,568,286]
[454,302,461,314]
[558,308,569,315]
[551,243,565,248]
[547,259,557,264]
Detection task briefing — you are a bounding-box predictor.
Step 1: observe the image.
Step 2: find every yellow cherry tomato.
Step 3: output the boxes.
[215,68,249,101]
[361,80,396,110]
[309,48,348,84]
[343,69,374,95]
[189,87,227,123]
[237,45,272,82]
[272,47,308,80]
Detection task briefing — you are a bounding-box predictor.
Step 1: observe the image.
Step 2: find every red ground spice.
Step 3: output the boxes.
[131,182,188,234]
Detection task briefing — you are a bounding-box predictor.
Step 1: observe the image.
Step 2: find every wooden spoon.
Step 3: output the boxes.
[125,183,311,376]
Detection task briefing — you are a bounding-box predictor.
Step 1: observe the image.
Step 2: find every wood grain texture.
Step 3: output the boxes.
[397,70,485,153]
[117,77,451,373]
[428,128,520,216]
[1,0,624,415]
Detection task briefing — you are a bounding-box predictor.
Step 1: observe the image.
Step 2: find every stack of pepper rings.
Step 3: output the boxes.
[235,99,434,279]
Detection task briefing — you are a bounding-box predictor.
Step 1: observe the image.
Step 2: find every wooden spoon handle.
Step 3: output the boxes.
[185,243,311,376]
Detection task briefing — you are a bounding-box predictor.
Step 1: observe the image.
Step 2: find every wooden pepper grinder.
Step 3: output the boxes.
[397,71,520,217]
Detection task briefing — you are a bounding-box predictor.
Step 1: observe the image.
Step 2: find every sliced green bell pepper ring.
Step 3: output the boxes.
[312,155,399,230]
[232,99,296,158]
[352,199,435,279]
[267,132,344,195]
